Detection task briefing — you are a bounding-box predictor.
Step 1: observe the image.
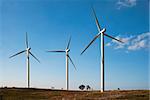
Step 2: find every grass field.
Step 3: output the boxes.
[0,87,149,100]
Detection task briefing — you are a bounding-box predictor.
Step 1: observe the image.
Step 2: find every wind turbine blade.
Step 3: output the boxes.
[104,33,124,43]
[81,33,101,55]
[66,36,71,49]
[67,55,76,70]
[92,7,101,32]
[47,50,65,53]
[9,50,26,58]
[26,32,29,48]
[29,51,40,63]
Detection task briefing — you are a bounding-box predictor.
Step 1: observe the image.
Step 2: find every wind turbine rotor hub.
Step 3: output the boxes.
[99,28,106,35]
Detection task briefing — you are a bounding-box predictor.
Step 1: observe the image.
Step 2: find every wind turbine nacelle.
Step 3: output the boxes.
[66,49,70,52]
[27,48,31,51]
[102,28,106,33]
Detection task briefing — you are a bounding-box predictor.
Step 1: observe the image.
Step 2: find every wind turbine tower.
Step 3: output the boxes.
[9,32,40,88]
[47,37,76,90]
[81,7,123,92]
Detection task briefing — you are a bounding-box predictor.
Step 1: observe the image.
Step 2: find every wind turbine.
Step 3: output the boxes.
[47,37,76,90]
[9,32,40,88]
[81,7,123,92]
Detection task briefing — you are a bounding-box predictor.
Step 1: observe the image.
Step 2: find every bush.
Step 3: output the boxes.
[79,85,85,90]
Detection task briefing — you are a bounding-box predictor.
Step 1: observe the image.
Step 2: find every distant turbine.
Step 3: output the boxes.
[47,37,76,90]
[9,32,40,88]
[81,7,123,92]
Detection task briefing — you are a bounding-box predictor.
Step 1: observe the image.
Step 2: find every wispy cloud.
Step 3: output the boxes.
[116,0,137,9]
[106,32,150,51]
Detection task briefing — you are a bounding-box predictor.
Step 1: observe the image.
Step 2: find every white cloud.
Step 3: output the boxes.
[128,40,146,50]
[116,0,137,9]
[105,42,111,46]
[106,32,150,51]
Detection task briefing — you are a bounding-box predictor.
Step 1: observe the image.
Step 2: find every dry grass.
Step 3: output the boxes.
[0,87,149,100]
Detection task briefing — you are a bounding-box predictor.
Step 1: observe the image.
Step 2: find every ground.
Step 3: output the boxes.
[0,87,149,100]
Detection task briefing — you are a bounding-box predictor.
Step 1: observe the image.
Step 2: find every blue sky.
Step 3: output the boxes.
[0,0,149,90]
